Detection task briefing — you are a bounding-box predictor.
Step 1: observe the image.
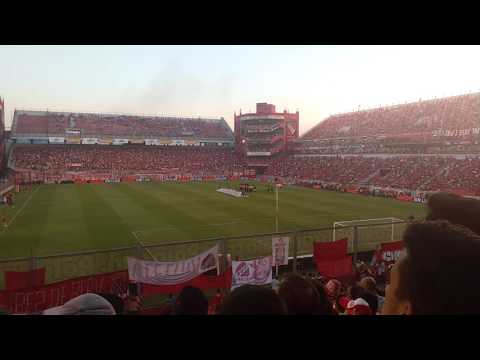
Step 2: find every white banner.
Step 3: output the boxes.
[272,237,289,266]
[145,139,160,146]
[49,137,65,144]
[231,256,273,289]
[81,138,98,145]
[247,152,271,156]
[171,139,185,146]
[127,245,219,285]
[112,138,129,145]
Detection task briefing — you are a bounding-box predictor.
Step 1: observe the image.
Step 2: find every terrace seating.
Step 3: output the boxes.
[13,112,232,140]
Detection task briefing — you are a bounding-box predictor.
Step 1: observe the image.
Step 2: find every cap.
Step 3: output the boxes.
[43,293,116,315]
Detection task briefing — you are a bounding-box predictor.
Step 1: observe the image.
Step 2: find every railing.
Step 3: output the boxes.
[0,220,407,290]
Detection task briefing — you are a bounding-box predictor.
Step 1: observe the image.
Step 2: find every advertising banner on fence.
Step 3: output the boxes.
[81,138,98,145]
[66,137,81,144]
[127,245,219,285]
[48,137,65,144]
[0,270,129,314]
[112,138,129,145]
[97,138,112,145]
[145,139,160,146]
[129,139,145,145]
[272,237,289,266]
[231,256,272,289]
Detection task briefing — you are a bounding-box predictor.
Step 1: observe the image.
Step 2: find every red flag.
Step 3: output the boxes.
[5,268,46,291]
[316,256,353,279]
[314,238,348,262]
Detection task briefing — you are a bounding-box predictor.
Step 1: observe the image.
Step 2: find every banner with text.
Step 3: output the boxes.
[272,237,289,266]
[127,245,219,285]
[231,256,273,289]
[0,271,129,314]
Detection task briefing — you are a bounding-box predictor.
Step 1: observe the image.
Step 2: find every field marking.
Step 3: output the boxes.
[132,230,158,261]
[1,186,41,234]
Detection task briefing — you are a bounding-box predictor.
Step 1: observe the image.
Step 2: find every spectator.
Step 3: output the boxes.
[347,298,372,315]
[359,276,385,314]
[278,273,320,315]
[96,293,124,315]
[173,286,209,315]
[382,220,480,314]
[219,285,287,315]
[42,293,116,315]
[211,289,224,314]
[311,280,338,315]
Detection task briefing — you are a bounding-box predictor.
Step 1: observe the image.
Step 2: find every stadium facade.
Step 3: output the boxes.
[234,103,299,157]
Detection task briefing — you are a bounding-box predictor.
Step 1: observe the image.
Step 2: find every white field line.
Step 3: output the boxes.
[1,186,41,234]
[132,230,158,261]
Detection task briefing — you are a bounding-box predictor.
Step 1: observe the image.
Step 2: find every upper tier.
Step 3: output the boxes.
[12,110,234,141]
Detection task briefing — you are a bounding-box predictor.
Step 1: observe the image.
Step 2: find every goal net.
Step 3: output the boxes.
[333,217,405,254]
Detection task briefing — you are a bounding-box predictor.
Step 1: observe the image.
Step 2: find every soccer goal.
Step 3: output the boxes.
[333,217,404,256]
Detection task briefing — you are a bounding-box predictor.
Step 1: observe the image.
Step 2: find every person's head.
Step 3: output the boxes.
[359,276,378,295]
[325,279,342,301]
[168,293,173,299]
[220,285,287,315]
[348,285,364,300]
[426,192,480,235]
[278,273,320,315]
[311,280,336,315]
[43,293,116,315]
[96,293,124,315]
[383,220,480,315]
[173,286,208,315]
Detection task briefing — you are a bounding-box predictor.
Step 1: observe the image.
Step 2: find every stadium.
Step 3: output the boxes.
[1,47,480,314]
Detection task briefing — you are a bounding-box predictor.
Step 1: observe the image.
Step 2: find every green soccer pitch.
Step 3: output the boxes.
[0,181,425,260]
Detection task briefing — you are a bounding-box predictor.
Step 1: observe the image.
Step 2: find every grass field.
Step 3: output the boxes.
[0,181,426,286]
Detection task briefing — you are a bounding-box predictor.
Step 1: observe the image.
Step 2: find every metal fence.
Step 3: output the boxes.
[0,220,406,290]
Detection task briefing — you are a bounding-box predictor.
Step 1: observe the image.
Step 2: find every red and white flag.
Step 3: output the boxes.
[231,256,273,289]
[128,245,219,286]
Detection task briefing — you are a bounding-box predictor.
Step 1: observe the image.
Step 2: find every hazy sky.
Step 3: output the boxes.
[2,45,480,135]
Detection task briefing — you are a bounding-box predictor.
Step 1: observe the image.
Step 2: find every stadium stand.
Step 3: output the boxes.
[302,92,480,141]
[13,111,233,140]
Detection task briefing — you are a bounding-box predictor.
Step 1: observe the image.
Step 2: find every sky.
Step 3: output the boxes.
[2,45,480,135]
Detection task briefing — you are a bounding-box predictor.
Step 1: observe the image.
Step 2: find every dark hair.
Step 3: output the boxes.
[348,285,364,301]
[278,273,320,315]
[397,220,480,314]
[426,192,480,235]
[360,291,378,314]
[173,286,208,315]
[220,285,287,315]
[311,280,337,315]
[96,293,124,315]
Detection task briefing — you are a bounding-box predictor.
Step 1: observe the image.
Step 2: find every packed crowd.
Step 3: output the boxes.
[264,155,480,194]
[14,112,233,140]
[13,145,246,175]
[12,143,480,195]
[10,192,479,315]
[303,93,480,140]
